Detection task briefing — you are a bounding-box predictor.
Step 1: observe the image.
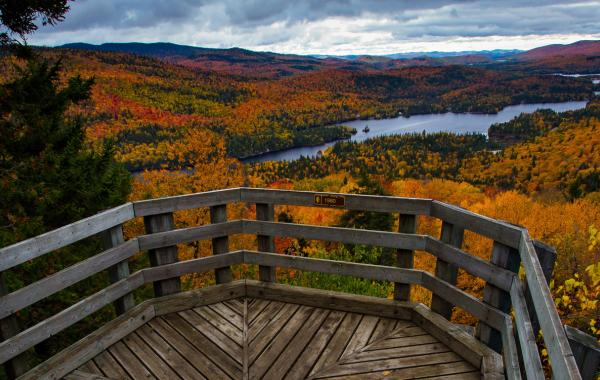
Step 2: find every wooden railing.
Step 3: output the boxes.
[0,188,598,379]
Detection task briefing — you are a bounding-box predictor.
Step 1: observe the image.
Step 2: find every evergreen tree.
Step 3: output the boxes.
[339,173,395,265]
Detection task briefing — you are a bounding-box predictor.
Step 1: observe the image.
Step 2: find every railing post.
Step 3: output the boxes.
[256,203,276,282]
[394,214,416,301]
[143,212,181,296]
[477,241,521,352]
[526,240,557,334]
[430,221,464,319]
[210,204,233,284]
[101,225,135,314]
[0,272,29,379]
[564,325,600,380]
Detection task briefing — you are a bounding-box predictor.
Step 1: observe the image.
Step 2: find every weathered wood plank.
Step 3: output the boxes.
[151,280,246,316]
[91,351,131,380]
[240,187,432,215]
[430,221,464,319]
[320,361,477,380]
[108,341,155,380]
[1,272,145,365]
[395,214,416,301]
[421,273,506,331]
[0,239,139,320]
[243,251,423,285]
[308,312,362,377]
[242,220,426,251]
[159,314,240,379]
[245,280,413,320]
[251,305,317,379]
[285,310,346,380]
[211,204,233,283]
[477,241,520,352]
[509,278,545,380]
[143,213,181,297]
[136,324,206,379]
[137,221,242,250]
[179,309,242,362]
[0,271,29,379]
[194,305,243,345]
[141,251,243,285]
[209,302,244,331]
[425,237,515,291]
[248,303,301,364]
[133,188,241,217]
[363,332,436,351]
[63,369,113,380]
[20,298,154,380]
[412,304,491,369]
[341,315,380,359]
[0,203,135,272]
[247,301,286,342]
[101,225,135,316]
[343,342,450,363]
[500,316,523,380]
[430,200,522,249]
[564,325,600,380]
[149,317,233,379]
[519,231,581,379]
[310,351,466,378]
[122,332,180,379]
[256,203,276,282]
[526,240,557,335]
[263,308,329,379]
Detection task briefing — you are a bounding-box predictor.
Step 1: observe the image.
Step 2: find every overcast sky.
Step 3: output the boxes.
[26,0,600,55]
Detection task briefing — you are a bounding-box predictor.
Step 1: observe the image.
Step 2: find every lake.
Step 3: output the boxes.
[244,101,588,163]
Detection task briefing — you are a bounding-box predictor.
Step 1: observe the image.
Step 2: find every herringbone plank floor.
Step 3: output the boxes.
[73,298,479,379]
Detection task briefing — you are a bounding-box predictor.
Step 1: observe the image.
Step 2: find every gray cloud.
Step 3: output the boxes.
[27,0,600,54]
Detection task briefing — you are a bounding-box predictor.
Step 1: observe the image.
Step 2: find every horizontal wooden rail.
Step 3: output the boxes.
[133,188,241,217]
[142,252,244,283]
[242,220,427,251]
[0,272,144,364]
[0,240,139,320]
[0,203,134,272]
[243,250,423,284]
[137,220,242,250]
[0,188,582,378]
[420,272,506,331]
[239,187,432,215]
[425,237,515,291]
[0,249,510,365]
[430,201,522,249]
[243,250,506,331]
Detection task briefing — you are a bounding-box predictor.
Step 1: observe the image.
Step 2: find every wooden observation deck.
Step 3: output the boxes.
[0,188,598,379]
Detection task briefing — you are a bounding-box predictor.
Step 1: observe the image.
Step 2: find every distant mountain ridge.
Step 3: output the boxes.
[516,40,600,60]
[56,40,600,77]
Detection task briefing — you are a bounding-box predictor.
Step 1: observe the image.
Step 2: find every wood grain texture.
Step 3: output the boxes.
[394,214,416,301]
[430,221,464,319]
[0,203,134,272]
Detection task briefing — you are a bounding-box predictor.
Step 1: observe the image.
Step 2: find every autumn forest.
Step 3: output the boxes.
[1,27,600,374]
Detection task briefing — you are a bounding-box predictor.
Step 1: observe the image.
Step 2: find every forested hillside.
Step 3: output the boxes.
[20,47,592,164]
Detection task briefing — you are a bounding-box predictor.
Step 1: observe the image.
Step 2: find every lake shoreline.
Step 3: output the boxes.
[242,100,589,163]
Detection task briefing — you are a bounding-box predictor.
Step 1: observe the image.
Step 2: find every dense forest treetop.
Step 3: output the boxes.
[4,46,588,165]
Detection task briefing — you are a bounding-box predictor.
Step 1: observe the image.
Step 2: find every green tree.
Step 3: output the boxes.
[339,173,395,265]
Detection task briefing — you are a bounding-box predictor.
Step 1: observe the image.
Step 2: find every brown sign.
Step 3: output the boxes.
[314,194,345,208]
